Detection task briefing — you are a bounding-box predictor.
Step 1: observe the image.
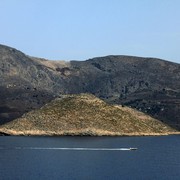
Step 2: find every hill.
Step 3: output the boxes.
[0,44,180,130]
[0,44,68,123]
[0,94,176,136]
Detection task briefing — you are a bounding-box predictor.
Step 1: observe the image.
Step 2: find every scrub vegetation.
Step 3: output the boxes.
[0,94,177,136]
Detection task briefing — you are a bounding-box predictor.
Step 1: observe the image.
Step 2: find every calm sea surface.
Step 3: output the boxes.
[0,135,180,180]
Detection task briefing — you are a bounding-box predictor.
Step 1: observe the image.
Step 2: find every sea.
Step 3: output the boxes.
[0,135,180,180]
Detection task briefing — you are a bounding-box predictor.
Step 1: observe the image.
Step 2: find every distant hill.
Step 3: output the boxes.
[0,44,180,130]
[0,94,176,136]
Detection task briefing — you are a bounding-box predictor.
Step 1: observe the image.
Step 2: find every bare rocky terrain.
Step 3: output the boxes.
[0,44,180,130]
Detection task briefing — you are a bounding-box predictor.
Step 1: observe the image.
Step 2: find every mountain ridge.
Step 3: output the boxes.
[0,44,180,130]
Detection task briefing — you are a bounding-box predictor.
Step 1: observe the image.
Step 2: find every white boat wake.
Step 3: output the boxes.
[3,147,137,151]
[0,146,138,151]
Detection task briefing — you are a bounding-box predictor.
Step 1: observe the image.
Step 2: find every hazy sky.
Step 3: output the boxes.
[1,0,180,63]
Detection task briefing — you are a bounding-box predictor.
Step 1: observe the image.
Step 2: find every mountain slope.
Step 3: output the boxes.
[69,56,180,129]
[0,94,176,136]
[0,45,70,123]
[0,44,180,130]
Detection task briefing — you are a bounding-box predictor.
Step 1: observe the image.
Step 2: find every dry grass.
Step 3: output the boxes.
[0,127,179,136]
[30,56,70,71]
[0,94,177,136]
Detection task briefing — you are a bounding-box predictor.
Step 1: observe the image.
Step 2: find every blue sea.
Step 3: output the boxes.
[0,135,180,180]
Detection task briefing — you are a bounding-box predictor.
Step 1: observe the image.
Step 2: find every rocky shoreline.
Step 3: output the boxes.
[0,128,179,137]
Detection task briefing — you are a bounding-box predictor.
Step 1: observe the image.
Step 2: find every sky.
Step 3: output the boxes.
[0,0,180,63]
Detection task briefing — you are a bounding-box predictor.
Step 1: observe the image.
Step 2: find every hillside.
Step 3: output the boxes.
[0,44,180,130]
[0,94,176,136]
[0,45,69,123]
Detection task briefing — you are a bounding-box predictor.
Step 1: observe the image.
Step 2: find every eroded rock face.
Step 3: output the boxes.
[0,44,180,129]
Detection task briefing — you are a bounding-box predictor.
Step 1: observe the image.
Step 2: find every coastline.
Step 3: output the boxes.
[0,128,179,137]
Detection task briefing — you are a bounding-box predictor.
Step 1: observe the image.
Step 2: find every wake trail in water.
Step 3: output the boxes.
[0,147,137,151]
